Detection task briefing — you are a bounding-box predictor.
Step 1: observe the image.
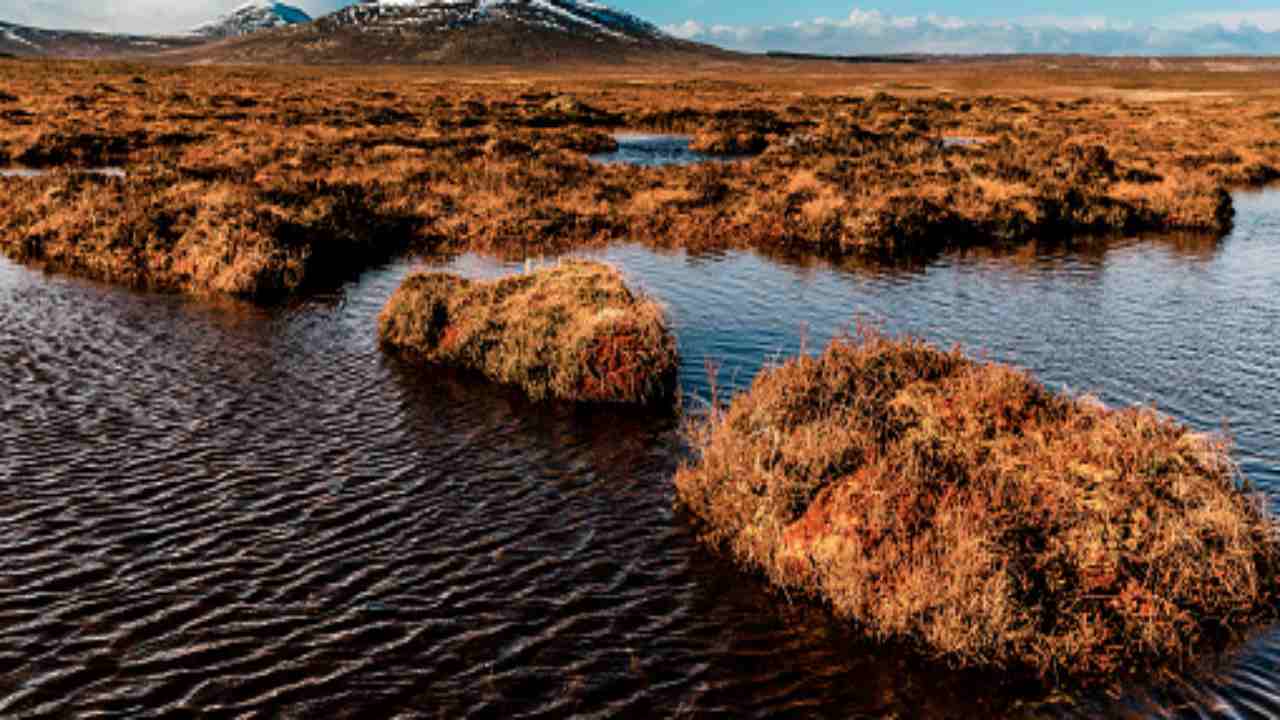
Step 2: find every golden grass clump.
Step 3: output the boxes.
[378,259,679,404]
[0,168,420,301]
[675,329,1280,681]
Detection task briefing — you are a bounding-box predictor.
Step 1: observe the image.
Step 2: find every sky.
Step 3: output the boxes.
[613,1,1280,29]
[7,1,1280,55]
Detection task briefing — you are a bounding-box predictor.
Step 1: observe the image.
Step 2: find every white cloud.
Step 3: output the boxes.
[1158,11,1280,31]
[2,1,352,35]
[665,19,706,40]
[1014,15,1118,32]
[665,7,1280,56]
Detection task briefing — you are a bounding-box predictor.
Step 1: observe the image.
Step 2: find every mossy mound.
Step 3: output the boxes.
[675,330,1280,681]
[379,260,679,405]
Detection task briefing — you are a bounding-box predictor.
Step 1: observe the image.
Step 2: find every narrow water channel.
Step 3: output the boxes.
[1,190,1277,717]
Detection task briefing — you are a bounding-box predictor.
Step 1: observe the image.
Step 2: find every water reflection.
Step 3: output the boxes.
[940,136,986,148]
[0,167,126,178]
[589,133,740,167]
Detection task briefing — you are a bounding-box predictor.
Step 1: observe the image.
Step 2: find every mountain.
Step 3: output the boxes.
[178,0,722,64]
[324,0,664,44]
[192,2,312,39]
[0,20,200,58]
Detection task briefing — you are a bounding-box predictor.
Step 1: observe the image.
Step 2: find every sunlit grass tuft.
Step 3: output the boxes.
[675,328,1280,682]
[378,259,679,405]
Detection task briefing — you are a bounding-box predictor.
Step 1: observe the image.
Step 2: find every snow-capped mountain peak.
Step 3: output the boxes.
[326,0,666,43]
[180,0,698,64]
[192,2,313,38]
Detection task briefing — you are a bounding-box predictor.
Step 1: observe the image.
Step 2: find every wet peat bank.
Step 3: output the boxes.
[2,187,1280,716]
[0,155,1248,307]
[0,169,425,302]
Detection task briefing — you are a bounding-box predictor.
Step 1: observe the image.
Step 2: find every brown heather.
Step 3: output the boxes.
[1,57,1280,301]
[674,330,1280,681]
[378,260,678,404]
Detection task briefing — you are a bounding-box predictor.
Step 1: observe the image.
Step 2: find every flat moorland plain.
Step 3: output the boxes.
[1,55,1279,300]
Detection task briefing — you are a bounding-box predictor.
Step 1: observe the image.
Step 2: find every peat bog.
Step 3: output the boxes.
[3,55,1280,717]
[2,58,1280,302]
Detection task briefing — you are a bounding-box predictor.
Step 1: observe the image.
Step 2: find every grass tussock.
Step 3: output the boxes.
[0,169,420,300]
[378,259,678,404]
[675,329,1280,681]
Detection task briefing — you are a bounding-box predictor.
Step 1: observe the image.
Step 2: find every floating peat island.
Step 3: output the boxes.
[379,260,678,405]
[675,329,1280,681]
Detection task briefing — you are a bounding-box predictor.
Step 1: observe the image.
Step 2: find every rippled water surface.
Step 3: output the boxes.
[2,191,1279,718]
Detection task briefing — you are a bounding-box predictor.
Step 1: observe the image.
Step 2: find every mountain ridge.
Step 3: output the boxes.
[0,19,201,58]
[322,0,665,42]
[174,0,721,65]
[0,0,729,65]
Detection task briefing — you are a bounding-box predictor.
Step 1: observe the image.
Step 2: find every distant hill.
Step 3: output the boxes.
[192,2,312,39]
[178,0,723,64]
[0,20,200,58]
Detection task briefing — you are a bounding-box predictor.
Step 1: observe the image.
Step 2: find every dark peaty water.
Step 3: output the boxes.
[0,168,126,178]
[589,134,732,167]
[1,190,1279,718]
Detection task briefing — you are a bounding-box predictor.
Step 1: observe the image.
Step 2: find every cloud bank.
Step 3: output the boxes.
[664,8,1280,56]
[2,1,351,35]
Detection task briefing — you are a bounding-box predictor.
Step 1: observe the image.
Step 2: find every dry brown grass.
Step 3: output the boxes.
[378,259,678,404]
[674,329,1280,682]
[0,58,1279,300]
[0,168,420,300]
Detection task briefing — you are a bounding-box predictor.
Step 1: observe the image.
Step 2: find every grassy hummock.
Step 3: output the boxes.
[0,169,420,301]
[675,329,1280,682]
[378,259,679,405]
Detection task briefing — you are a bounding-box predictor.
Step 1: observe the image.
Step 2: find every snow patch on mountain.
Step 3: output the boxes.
[3,28,36,48]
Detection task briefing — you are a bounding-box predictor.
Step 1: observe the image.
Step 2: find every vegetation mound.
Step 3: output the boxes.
[379,260,679,405]
[675,330,1280,680]
[0,169,420,301]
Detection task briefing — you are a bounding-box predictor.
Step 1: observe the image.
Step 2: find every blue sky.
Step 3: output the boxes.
[9,2,1280,55]
[577,0,1280,27]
